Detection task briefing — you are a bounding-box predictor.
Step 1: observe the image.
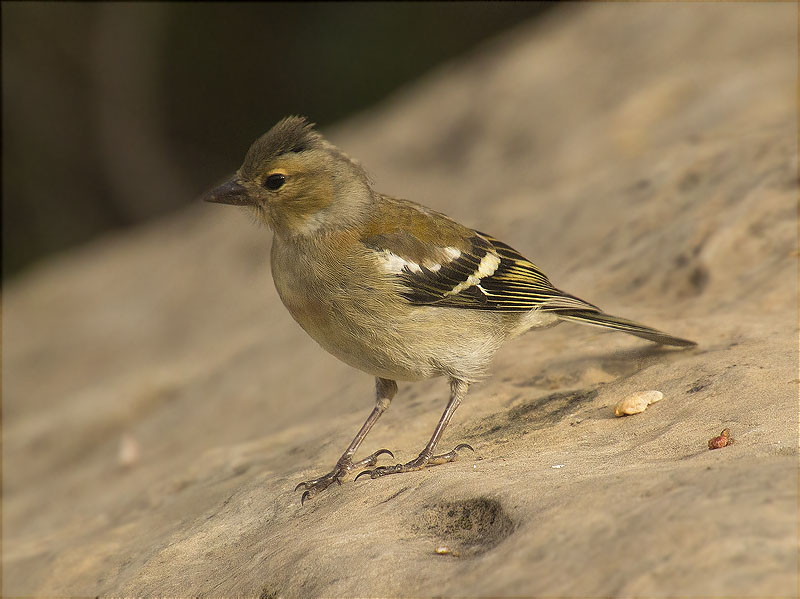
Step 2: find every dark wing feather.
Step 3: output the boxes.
[362,212,695,346]
[473,233,601,312]
[365,226,696,347]
[393,231,601,313]
[396,234,490,306]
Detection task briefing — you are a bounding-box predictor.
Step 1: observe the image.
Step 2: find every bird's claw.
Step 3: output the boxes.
[294,471,343,502]
[354,468,380,481]
[295,448,395,504]
[370,448,395,461]
[355,443,474,481]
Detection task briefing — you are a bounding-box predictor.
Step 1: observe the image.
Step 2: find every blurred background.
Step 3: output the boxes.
[4,3,796,596]
[1,1,551,280]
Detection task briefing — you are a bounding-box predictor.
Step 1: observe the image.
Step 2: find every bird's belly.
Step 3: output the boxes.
[272,280,431,380]
[275,282,504,382]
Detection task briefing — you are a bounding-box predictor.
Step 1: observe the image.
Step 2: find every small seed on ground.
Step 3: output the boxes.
[614,390,663,417]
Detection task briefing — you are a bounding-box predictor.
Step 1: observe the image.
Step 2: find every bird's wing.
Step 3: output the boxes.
[471,232,601,312]
[363,216,600,313]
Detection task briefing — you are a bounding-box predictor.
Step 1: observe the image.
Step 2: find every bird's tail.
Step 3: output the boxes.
[555,309,696,347]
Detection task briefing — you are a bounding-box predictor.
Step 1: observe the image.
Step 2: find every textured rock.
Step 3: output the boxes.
[3,3,797,597]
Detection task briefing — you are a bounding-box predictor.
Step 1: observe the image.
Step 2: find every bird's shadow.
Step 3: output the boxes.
[471,341,696,438]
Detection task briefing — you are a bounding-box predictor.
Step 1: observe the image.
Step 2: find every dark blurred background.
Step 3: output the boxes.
[2,1,551,280]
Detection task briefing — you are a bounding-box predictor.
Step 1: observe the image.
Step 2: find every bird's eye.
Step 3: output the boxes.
[264,174,286,190]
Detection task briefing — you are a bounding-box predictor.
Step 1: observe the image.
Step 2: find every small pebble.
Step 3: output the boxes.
[614,390,663,417]
[708,428,734,450]
[118,433,140,467]
[435,545,459,557]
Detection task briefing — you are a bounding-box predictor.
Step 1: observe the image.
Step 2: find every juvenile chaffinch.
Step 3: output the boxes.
[205,116,695,504]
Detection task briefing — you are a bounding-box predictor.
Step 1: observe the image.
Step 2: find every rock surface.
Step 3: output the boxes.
[4,3,797,597]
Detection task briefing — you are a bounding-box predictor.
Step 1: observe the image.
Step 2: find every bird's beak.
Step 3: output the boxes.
[202,177,253,206]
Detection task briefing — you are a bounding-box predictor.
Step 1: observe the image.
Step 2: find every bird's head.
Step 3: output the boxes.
[204,116,373,237]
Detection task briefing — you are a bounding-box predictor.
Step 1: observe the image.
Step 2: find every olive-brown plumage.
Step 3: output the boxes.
[205,116,695,503]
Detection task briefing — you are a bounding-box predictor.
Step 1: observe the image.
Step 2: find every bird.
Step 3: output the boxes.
[204,116,696,504]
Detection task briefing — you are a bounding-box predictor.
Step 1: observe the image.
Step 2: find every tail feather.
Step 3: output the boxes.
[556,309,696,347]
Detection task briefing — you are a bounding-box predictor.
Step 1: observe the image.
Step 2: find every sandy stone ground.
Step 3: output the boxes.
[3,4,797,597]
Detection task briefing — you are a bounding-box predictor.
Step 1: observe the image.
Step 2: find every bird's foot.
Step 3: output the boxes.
[295,448,394,504]
[355,443,474,480]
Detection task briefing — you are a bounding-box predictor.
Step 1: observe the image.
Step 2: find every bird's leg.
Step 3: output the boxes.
[295,377,397,504]
[356,378,473,480]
